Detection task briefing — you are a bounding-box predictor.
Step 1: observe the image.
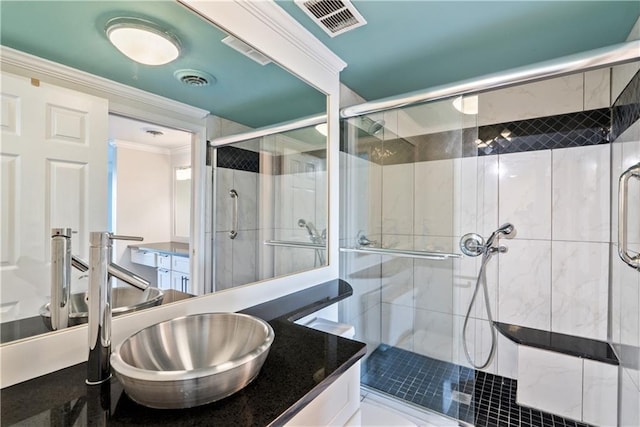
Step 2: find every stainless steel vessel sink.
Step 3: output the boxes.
[40,287,164,330]
[111,312,275,409]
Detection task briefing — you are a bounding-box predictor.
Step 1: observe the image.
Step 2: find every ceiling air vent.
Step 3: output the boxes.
[221,35,272,66]
[174,69,217,87]
[294,0,367,37]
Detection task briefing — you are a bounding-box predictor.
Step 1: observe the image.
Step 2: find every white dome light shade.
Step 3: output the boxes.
[315,123,328,136]
[452,95,478,115]
[106,18,180,66]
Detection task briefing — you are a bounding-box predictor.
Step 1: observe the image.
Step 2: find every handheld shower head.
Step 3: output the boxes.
[486,223,515,247]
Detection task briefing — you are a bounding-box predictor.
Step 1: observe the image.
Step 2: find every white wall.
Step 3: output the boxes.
[113,143,172,285]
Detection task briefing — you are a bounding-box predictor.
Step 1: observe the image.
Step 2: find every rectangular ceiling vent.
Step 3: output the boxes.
[221,35,272,66]
[294,0,367,37]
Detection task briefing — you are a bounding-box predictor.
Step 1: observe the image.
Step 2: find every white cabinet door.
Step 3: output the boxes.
[170,271,190,293]
[157,269,171,290]
[1,72,108,321]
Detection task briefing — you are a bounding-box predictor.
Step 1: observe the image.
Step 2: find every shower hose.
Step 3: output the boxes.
[462,247,498,370]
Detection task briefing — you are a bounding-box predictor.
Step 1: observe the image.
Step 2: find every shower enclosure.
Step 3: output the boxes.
[209,122,328,293]
[339,57,640,426]
[339,96,491,422]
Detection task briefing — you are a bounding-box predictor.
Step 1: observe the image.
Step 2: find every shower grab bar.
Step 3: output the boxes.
[229,189,238,240]
[618,162,640,270]
[264,240,326,250]
[340,247,461,260]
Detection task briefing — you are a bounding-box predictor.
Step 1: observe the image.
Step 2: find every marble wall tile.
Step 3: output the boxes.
[552,145,610,243]
[413,257,454,314]
[215,167,234,232]
[453,239,499,321]
[453,157,478,237]
[234,170,258,231]
[231,229,258,287]
[517,347,583,421]
[612,61,640,105]
[341,153,382,242]
[583,68,611,110]
[381,235,413,307]
[582,359,618,427]
[498,239,551,330]
[340,252,382,318]
[498,150,552,240]
[478,74,584,126]
[381,302,414,351]
[496,333,518,380]
[454,315,498,375]
[478,155,499,238]
[551,241,609,340]
[382,163,413,235]
[620,367,640,427]
[413,308,454,363]
[346,302,382,360]
[214,231,233,291]
[414,159,454,237]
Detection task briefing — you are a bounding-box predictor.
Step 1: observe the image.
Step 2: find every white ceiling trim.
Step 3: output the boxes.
[112,139,171,155]
[0,46,210,120]
[179,0,346,94]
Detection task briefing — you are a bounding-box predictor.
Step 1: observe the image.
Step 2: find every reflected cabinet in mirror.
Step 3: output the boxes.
[0,1,327,344]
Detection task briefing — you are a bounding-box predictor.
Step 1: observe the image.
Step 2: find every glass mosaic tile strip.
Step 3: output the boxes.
[611,68,640,141]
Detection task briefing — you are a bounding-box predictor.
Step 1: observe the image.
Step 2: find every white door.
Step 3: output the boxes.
[0,72,108,322]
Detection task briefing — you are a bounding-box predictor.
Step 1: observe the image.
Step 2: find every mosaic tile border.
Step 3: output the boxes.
[611,68,640,141]
[341,108,612,164]
[362,345,594,427]
[216,145,260,173]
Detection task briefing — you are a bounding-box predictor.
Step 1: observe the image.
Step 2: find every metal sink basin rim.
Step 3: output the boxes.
[40,287,164,329]
[110,312,275,409]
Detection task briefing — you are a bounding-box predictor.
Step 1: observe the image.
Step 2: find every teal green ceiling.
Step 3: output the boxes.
[276,0,640,101]
[0,1,326,128]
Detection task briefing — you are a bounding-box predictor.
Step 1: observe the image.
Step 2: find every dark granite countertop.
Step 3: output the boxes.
[1,279,365,426]
[495,322,619,365]
[129,242,189,257]
[0,290,193,344]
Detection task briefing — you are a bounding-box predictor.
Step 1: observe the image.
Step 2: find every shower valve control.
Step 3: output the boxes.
[460,233,485,257]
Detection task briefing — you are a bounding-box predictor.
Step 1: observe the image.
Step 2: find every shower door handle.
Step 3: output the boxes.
[618,162,640,270]
[229,189,238,240]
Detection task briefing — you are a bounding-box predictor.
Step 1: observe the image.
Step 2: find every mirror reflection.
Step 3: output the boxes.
[212,124,328,292]
[0,1,327,344]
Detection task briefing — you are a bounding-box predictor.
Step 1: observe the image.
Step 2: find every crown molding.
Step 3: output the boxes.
[179,0,345,94]
[236,1,347,75]
[0,46,209,120]
[170,144,191,156]
[112,139,171,155]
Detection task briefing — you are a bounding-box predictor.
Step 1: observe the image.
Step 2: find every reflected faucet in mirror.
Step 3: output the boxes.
[298,219,326,266]
[48,229,153,332]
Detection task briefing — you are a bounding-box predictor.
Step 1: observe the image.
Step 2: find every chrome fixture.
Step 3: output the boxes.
[111,313,274,409]
[50,228,73,330]
[209,114,326,147]
[40,287,163,330]
[459,223,515,369]
[49,228,151,332]
[86,232,149,385]
[618,162,640,270]
[341,246,460,261]
[361,117,385,136]
[356,231,377,247]
[298,218,326,265]
[229,189,238,239]
[341,41,640,118]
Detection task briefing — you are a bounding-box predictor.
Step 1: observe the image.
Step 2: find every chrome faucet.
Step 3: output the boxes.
[50,228,73,330]
[50,229,150,333]
[86,232,149,385]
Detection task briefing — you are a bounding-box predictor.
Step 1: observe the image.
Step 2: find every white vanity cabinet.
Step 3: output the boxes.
[130,245,190,293]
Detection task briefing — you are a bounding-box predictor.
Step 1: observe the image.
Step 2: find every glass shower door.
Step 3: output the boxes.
[339,96,481,422]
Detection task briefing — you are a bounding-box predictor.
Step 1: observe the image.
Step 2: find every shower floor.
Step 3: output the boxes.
[362,344,593,427]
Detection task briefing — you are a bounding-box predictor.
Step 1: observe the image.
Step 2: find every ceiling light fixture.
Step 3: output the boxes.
[452,95,478,115]
[315,123,328,136]
[105,17,180,65]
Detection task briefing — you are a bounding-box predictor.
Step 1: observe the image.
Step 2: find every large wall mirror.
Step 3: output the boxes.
[0,0,328,344]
